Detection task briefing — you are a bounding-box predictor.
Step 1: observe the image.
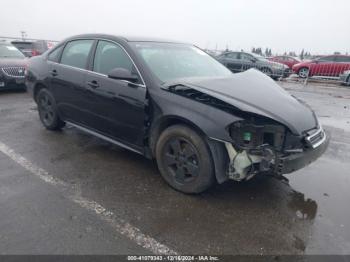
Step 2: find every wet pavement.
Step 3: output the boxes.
[0,82,349,255]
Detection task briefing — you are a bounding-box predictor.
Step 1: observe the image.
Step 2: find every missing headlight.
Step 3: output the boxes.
[230,120,286,151]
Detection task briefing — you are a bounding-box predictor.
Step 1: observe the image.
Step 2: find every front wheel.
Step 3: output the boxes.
[37,89,65,130]
[156,125,215,194]
[298,67,310,78]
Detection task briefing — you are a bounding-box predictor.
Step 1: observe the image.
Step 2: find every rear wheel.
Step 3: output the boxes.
[155,125,215,194]
[37,89,65,130]
[298,67,309,78]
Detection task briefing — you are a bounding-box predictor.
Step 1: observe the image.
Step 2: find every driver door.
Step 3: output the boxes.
[83,40,147,148]
[241,53,256,71]
[225,52,243,73]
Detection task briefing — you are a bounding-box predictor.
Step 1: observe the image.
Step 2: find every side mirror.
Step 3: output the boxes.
[107,68,138,82]
[251,58,257,63]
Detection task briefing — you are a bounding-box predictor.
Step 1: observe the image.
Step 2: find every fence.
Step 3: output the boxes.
[286,57,350,87]
[206,49,350,87]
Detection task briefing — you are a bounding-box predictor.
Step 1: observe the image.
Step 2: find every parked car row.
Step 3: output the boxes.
[216,51,290,80]
[2,36,350,94]
[291,55,350,79]
[11,40,55,57]
[214,50,350,82]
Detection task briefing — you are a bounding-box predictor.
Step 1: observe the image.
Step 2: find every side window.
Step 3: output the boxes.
[47,45,63,62]
[318,56,335,62]
[241,53,253,61]
[60,40,94,69]
[93,40,133,75]
[336,56,350,62]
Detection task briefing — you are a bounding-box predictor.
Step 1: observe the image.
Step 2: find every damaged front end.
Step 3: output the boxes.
[224,117,329,181]
[162,73,329,183]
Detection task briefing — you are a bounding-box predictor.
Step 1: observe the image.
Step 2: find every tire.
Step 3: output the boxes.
[36,89,65,130]
[155,125,215,194]
[298,67,309,78]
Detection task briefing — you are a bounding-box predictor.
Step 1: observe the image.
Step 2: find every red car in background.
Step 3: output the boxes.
[292,55,350,78]
[268,55,300,69]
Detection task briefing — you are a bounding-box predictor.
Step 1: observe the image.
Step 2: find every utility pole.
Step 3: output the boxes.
[20,31,27,41]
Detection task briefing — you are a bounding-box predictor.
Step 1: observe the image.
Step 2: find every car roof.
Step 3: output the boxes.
[64,33,185,44]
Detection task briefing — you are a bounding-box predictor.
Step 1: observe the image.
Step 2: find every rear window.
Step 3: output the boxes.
[0,44,25,58]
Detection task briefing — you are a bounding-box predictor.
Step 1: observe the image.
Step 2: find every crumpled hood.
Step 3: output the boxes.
[168,69,317,135]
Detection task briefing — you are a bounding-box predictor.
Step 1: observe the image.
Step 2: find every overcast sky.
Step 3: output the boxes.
[1,0,349,54]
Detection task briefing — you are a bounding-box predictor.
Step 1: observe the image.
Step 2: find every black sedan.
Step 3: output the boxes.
[0,42,27,91]
[216,51,290,80]
[25,34,328,193]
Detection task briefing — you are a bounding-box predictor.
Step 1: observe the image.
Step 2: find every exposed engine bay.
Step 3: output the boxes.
[226,119,286,181]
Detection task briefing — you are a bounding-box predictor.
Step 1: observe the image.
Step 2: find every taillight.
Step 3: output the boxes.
[31,49,39,56]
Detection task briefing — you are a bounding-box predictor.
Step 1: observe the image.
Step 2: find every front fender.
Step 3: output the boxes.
[150,90,241,143]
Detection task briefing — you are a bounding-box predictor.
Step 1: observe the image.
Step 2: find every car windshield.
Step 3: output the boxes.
[0,44,25,58]
[131,42,232,83]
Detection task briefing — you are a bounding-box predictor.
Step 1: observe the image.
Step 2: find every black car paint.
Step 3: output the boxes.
[26,34,326,184]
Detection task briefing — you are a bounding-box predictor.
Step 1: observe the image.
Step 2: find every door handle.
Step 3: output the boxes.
[87,80,99,89]
[51,69,58,77]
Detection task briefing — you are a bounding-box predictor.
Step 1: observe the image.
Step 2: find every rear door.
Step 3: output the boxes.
[83,40,147,148]
[225,52,244,73]
[241,53,256,71]
[49,39,95,124]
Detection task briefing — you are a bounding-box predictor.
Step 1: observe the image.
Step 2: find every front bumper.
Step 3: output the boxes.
[272,68,291,78]
[0,74,26,90]
[277,130,330,175]
[283,68,292,78]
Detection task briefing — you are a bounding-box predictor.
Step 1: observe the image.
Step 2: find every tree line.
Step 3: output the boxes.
[251,47,312,59]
